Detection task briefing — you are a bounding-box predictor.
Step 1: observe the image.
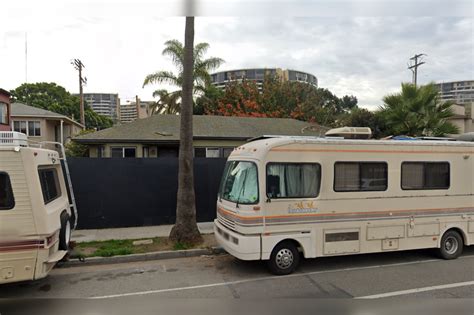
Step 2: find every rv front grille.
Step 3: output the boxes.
[217,213,236,231]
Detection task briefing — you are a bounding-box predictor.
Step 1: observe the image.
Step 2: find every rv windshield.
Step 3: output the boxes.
[219,161,258,205]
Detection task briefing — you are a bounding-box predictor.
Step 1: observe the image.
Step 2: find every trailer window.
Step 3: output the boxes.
[401,162,450,190]
[334,162,387,192]
[38,168,61,204]
[219,161,259,204]
[0,172,15,210]
[266,163,321,198]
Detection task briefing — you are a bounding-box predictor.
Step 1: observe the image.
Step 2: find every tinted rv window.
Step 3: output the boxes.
[334,162,387,192]
[38,168,61,204]
[266,163,321,198]
[0,172,15,210]
[401,162,450,190]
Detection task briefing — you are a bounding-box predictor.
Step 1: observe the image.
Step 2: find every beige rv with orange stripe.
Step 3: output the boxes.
[0,132,74,284]
[214,137,474,275]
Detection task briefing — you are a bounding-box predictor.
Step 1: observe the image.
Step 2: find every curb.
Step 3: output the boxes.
[58,246,226,268]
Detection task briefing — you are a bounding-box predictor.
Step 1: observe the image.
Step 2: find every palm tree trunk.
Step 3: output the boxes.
[169,16,202,244]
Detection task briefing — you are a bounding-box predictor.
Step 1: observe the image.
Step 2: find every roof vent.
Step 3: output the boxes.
[325,127,372,139]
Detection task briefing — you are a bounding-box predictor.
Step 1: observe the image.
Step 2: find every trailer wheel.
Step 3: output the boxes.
[267,241,300,275]
[439,230,463,260]
[59,212,71,250]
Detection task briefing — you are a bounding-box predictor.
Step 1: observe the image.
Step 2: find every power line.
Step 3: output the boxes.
[71,59,87,127]
[407,53,426,87]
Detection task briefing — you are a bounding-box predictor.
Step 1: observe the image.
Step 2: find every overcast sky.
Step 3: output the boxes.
[1,0,472,109]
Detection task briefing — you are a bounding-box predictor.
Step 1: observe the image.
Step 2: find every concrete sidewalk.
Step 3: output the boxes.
[71,222,214,243]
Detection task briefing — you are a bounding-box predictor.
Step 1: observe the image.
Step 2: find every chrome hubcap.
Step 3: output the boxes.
[275,248,294,269]
[444,236,458,255]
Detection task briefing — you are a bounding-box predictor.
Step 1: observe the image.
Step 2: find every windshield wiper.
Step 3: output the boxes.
[235,170,249,209]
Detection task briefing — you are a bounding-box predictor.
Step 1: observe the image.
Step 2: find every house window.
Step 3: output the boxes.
[194,147,235,158]
[266,163,321,198]
[206,148,221,158]
[13,121,27,134]
[13,120,41,136]
[28,121,41,136]
[194,148,206,157]
[38,167,61,204]
[0,172,15,210]
[0,102,8,125]
[334,162,388,192]
[111,147,136,158]
[401,162,450,190]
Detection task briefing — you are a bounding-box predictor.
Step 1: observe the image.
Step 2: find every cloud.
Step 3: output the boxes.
[0,3,472,109]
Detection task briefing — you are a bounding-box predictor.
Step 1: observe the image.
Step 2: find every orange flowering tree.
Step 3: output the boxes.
[196,75,356,127]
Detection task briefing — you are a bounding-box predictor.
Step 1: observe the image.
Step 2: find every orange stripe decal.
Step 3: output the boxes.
[270,148,473,154]
[218,206,474,220]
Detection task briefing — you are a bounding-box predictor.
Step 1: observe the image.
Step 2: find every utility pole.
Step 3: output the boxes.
[408,53,426,87]
[71,59,87,126]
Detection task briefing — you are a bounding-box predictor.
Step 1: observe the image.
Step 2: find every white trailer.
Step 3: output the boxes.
[0,132,77,284]
[214,136,474,274]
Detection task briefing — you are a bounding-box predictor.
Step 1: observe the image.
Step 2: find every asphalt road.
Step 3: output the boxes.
[1,246,473,300]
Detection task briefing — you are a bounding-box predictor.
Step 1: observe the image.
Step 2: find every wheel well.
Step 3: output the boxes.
[60,210,69,219]
[276,239,305,257]
[442,227,466,245]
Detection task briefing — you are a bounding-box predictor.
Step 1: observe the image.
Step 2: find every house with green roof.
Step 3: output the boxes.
[73,115,327,158]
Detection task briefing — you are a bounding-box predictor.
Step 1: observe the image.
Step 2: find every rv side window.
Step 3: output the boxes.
[0,172,15,210]
[38,168,61,204]
[401,162,450,190]
[334,162,387,192]
[266,163,321,198]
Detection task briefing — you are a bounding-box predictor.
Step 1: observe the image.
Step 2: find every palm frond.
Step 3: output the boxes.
[143,71,181,87]
[162,40,184,68]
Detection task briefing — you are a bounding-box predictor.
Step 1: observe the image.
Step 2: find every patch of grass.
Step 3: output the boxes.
[173,242,191,250]
[73,235,216,258]
[75,239,135,257]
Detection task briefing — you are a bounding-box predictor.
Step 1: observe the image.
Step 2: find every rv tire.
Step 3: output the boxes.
[267,241,300,275]
[59,212,71,250]
[439,230,463,260]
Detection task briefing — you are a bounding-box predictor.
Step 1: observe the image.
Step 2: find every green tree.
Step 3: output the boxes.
[380,83,458,136]
[337,108,388,138]
[65,129,95,157]
[169,17,202,245]
[143,39,224,113]
[10,82,113,130]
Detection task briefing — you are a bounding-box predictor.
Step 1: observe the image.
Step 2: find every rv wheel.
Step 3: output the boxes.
[59,212,71,250]
[267,241,300,275]
[439,230,463,260]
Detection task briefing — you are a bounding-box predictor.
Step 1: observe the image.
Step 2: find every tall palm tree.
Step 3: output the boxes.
[380,83,459,137]
[149,90,181,115]
[143,39,224,110]
[169,17,202,245]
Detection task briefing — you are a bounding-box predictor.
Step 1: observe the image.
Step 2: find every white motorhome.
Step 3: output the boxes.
[214,136,474,274]
[0,132,77,284]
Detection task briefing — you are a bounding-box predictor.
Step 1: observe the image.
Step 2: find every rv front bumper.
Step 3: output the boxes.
[214,219,261,260]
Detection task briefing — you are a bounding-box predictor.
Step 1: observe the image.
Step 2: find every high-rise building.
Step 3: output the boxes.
[82,93,120,122]
[210,68,318,90]
[119,98,152,124]
[435,80,474,105]
[435,80,474,131]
